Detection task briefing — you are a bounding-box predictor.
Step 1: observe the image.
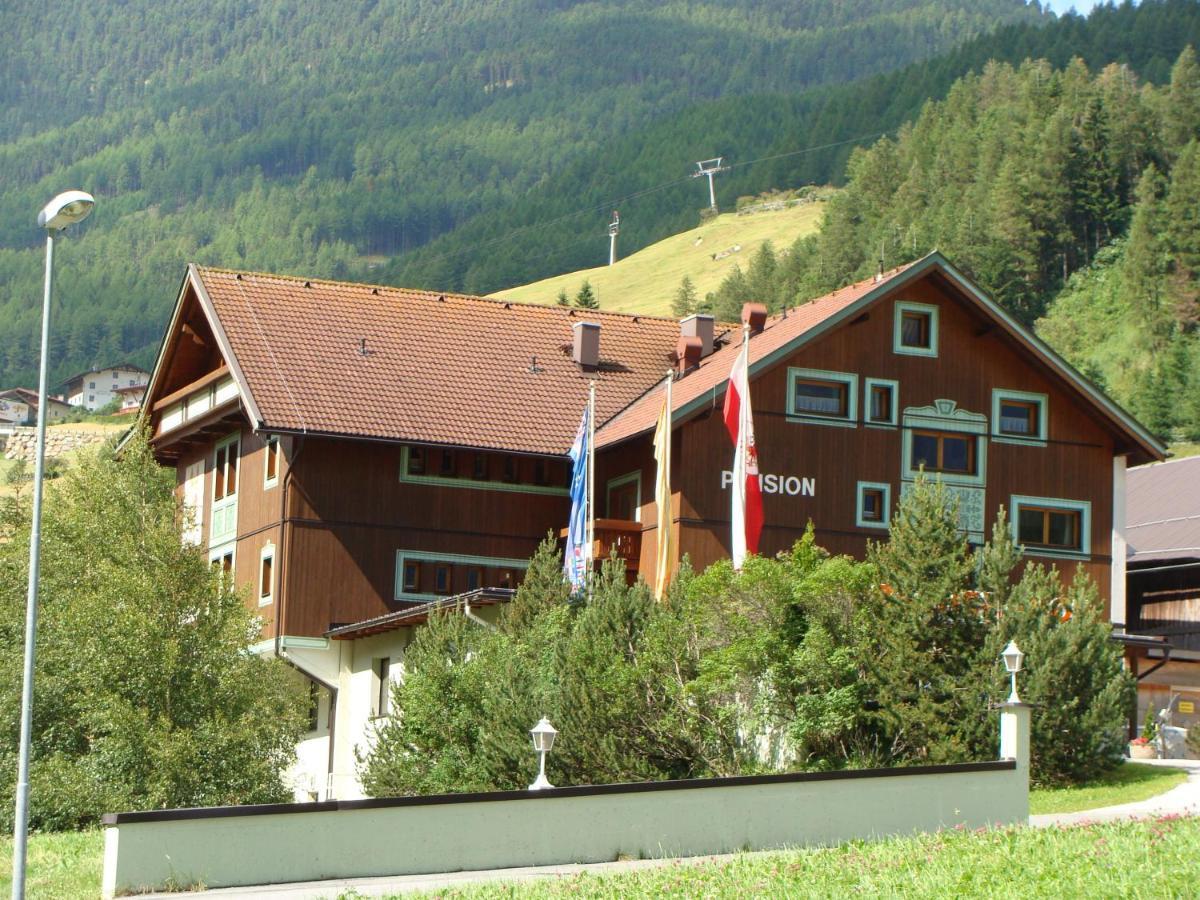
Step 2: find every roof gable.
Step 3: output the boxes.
[596,252,1166,465]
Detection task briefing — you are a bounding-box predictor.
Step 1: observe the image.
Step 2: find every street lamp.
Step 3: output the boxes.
[528,717,558,790]
[1002,640,1024,704]
[12,190,94,900]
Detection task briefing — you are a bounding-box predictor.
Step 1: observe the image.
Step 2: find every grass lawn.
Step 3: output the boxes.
[4,813,1197,898]
[408,817,1200,898]
[0,830,101,899]
[1029,762,1189,815]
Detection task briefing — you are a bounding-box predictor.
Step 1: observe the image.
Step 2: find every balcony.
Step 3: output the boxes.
[560,518,642,577]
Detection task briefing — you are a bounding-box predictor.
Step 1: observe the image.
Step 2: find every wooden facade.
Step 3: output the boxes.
[142,257,1162,646]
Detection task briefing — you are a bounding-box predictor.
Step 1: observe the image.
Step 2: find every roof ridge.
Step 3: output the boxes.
[192,265,680,324]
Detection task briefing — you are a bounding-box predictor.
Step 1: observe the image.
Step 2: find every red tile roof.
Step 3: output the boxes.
[1127,456,1200,563]
[596,264,916,448]
[193,267,682,455]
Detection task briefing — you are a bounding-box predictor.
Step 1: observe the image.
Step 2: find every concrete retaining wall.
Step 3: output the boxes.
[102,709,1029,899]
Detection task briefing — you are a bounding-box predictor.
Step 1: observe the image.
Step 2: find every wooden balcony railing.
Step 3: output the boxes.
[560,518,642,574]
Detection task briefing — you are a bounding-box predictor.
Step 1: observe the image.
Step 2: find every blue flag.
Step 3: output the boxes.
[564,403,590,590]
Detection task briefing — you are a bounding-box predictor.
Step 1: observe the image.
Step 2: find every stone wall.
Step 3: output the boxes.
[3,427,110,463]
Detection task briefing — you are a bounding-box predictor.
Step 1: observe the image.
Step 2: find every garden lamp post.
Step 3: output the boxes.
[1002,640,1024,704]
[528,717,558,790]
[12,190,95,900]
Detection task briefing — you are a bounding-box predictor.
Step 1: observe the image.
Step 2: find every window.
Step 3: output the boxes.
[434,564,452,594]
[787,368,858,426]
[894,302,938,357]
[856,482,891,529]
[472,453,488,480]
[264,435,280,487]
[794,379,848,417]
[606,471,642,522]
[991,390,1048,444]
[395,550,528,601]
[466,567,483,591]
[1011,496,1090,559]
[402,561,420,593]
[374,657,391,717]
[438,449,456,477]
[406,446,425,475]
[503,457,518,483]
[533,459,549,486]
[211,549,234,578]
[911,430,976,475]
[259,546,274,606]
[865,378,898,427]
[88,381,95,389]
[213,438,239,501]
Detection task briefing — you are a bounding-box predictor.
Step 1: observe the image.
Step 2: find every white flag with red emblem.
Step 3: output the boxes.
[723,328,763,568]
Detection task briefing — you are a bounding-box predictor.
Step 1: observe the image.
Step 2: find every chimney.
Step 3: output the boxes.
[675,336,702,375]
[741,302,768,336]
[572,321,600,369]
[680,313,714,357]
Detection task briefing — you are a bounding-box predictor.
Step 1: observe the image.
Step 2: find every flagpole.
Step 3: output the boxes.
[655,369,673,600]
[586,380,596,592]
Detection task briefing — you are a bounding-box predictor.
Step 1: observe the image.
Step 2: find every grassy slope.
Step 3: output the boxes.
[492,201,824,316]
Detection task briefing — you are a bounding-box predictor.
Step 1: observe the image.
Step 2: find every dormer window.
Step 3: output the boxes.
[894,302,938,357]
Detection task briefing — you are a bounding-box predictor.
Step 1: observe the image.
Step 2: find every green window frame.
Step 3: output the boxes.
[394,550,530,602]
[1010,495,1091,560]
[893,301,939,358]
[856,481,891,529]
[991,389,1048,446]
[864,378,899,427]
[399,446,568,497]
[787,368,858,427]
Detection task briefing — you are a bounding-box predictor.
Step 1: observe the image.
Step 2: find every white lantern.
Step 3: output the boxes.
[1002,640,1024,703]
[528,717,557,790]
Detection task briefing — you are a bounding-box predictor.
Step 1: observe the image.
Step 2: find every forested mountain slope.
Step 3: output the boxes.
[698,43,1200,444]
[0,0,1045,386]
[387,1,1200,293]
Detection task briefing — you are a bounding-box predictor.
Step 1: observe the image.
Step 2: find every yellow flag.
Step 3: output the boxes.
[653,375,673,600]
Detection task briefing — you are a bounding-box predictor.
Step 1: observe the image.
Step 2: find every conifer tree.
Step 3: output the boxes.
[672,276,697,318]
[574,280,599,309]
[1164,46,1200,157]
[1120,164,1169,339]
[555,288,570,307]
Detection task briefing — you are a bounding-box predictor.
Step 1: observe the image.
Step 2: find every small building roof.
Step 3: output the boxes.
[326,588,515,639]
[0,388,67,408]
[1127,455,1200,564]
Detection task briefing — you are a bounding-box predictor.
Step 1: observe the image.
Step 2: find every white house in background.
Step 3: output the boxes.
[114,384,147,414]
[0,388,70,425]
[58,364,150,412]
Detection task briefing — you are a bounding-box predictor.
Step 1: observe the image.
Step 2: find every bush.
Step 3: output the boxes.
[359,480,1135,794]
[0,428,305,830]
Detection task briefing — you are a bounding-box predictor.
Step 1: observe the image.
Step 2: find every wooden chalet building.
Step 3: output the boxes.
[139,252,1163,799]
[1120,456,1200,753]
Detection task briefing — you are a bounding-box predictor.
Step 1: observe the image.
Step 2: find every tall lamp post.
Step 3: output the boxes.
[11,190,95,899]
